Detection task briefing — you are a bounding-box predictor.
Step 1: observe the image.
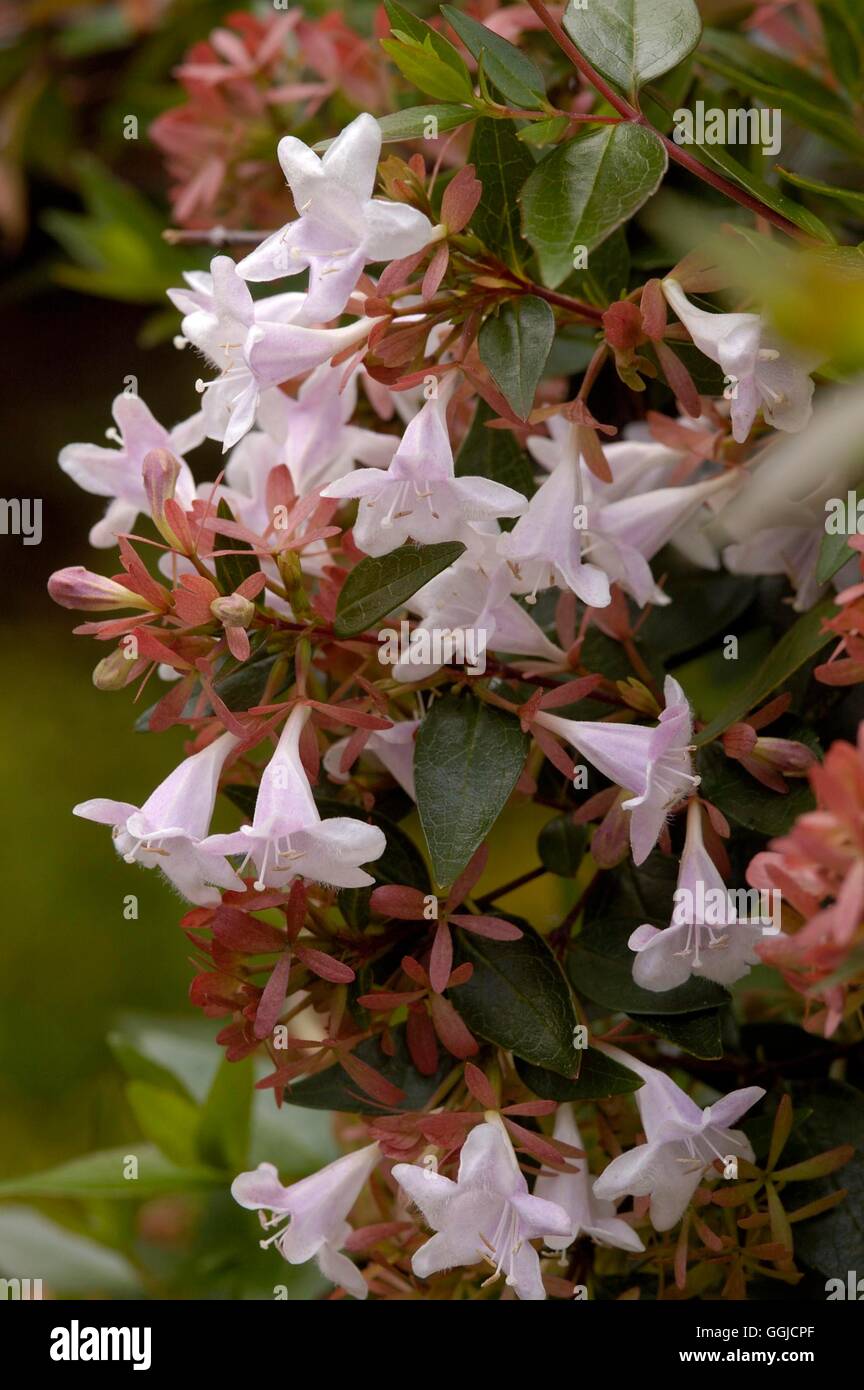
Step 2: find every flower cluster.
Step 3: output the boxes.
[46,0,862,1303]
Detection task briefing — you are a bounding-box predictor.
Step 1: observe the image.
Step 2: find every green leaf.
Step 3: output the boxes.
[517,115,571,147]
[538,814,586,876]
[515,1048,643,1099]
[566,225,631,307]
[698,28,864,156]
[563,0,701,95]
[818,495,860,584]
[315,105,477,151]
[196,1054,254,1172]
[454,399,536,510]
[0,1146,222,1200]
[569,914,730,1014]
[469,116,536,267]
[415,692,529,886]
[478,295,555,419]
[213,497,260,596]
[0,1208,142,1296]
[453,921,579,1074]
[520,124,667,288]
[333,542,465,638]
[284,1024,454,1113]
[441,6,546,108]
[786,1082,864,1276]
[777,167,864,221]
[631,1008,724,1058]
[381,27,475,103]
[695,598,837,744]
[125,1081,203,1169]
[639,572,755,658]
[686,139,835,244]
[697,740,816,836]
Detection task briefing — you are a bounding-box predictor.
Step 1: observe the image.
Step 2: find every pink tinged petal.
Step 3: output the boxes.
[363,199,434,262]
[510,1190,573,1242]
[630,921,696,992]
[450,474,527,520]
[90,499,139,549]
[74,797,138,827]
[536,711,653,796]
[273,1143,380,1266]
[662,279,760,368]
[231,1161,291,1212]
[290,817,386,889]
[592,1142,666,1204]
[139,731,239,841]
[316,1241,368,1299]
[319,112,381,202]
[457,1121,525,1197]
[303,247,367,324]
[704,1086,765,1131]
[252,705,320,836]
[505,1238,547,1301]
[392,1162,460,1230]
[645,1149,706,1231]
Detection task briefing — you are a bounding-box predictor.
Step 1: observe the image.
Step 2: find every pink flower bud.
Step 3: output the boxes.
[143,448,185,544]
[48,566,149,612]
[210,594,255,629]
[92,647,137,691]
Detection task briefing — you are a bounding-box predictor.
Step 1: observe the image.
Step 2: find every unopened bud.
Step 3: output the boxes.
[143,448,184,545]
[93,647,136,690]
[48,566,148,612]
[211,594,255,629]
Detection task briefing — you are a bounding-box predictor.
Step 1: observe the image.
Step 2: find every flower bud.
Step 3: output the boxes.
[211,594,255,629]
[92,647,137,691]
[48,566,148,612]
[143,448,187,547]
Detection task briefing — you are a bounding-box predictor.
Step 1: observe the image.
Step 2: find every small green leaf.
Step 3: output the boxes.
[333,542,465,638]
[415,693,529,886]
[563,0,701,96]
[818,498,859,584]
[196,1054,254,1172]
[517,115,571,147]
[0,1209,142,1296]
[520,124,667,288]
[537,814,586,876]
[441,6,546,109]
[469,117,536,267]
[631,1007,724,1058]
[695,599,837,744]
[0,1146,222,1200]
[284,1024,454,1113]
[125,1081,203,1169]
[478,296,555,419]
[315,105,477,151]
[453,921,580,1075]
[777,167,864,221]
[687,140,834,244]
[381,32,475,103]
[515,1048,643,1099]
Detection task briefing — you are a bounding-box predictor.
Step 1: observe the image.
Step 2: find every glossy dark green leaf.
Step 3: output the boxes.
[333,542,465,638]
[520,124,667,288]
[629,1007,724,1058]
[537,814,586,876]
[284,1025,454,1113]
[515,1048,643,1099]
[415,693,529,886]
[697,740,816,836]
[453,921,579,1074]
[478,295,555,419]
[785,1082,864,1276]
[695,599,837,744]
[196,1054,254,1173]
[563,0,701,95]
[469,117,536,267]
